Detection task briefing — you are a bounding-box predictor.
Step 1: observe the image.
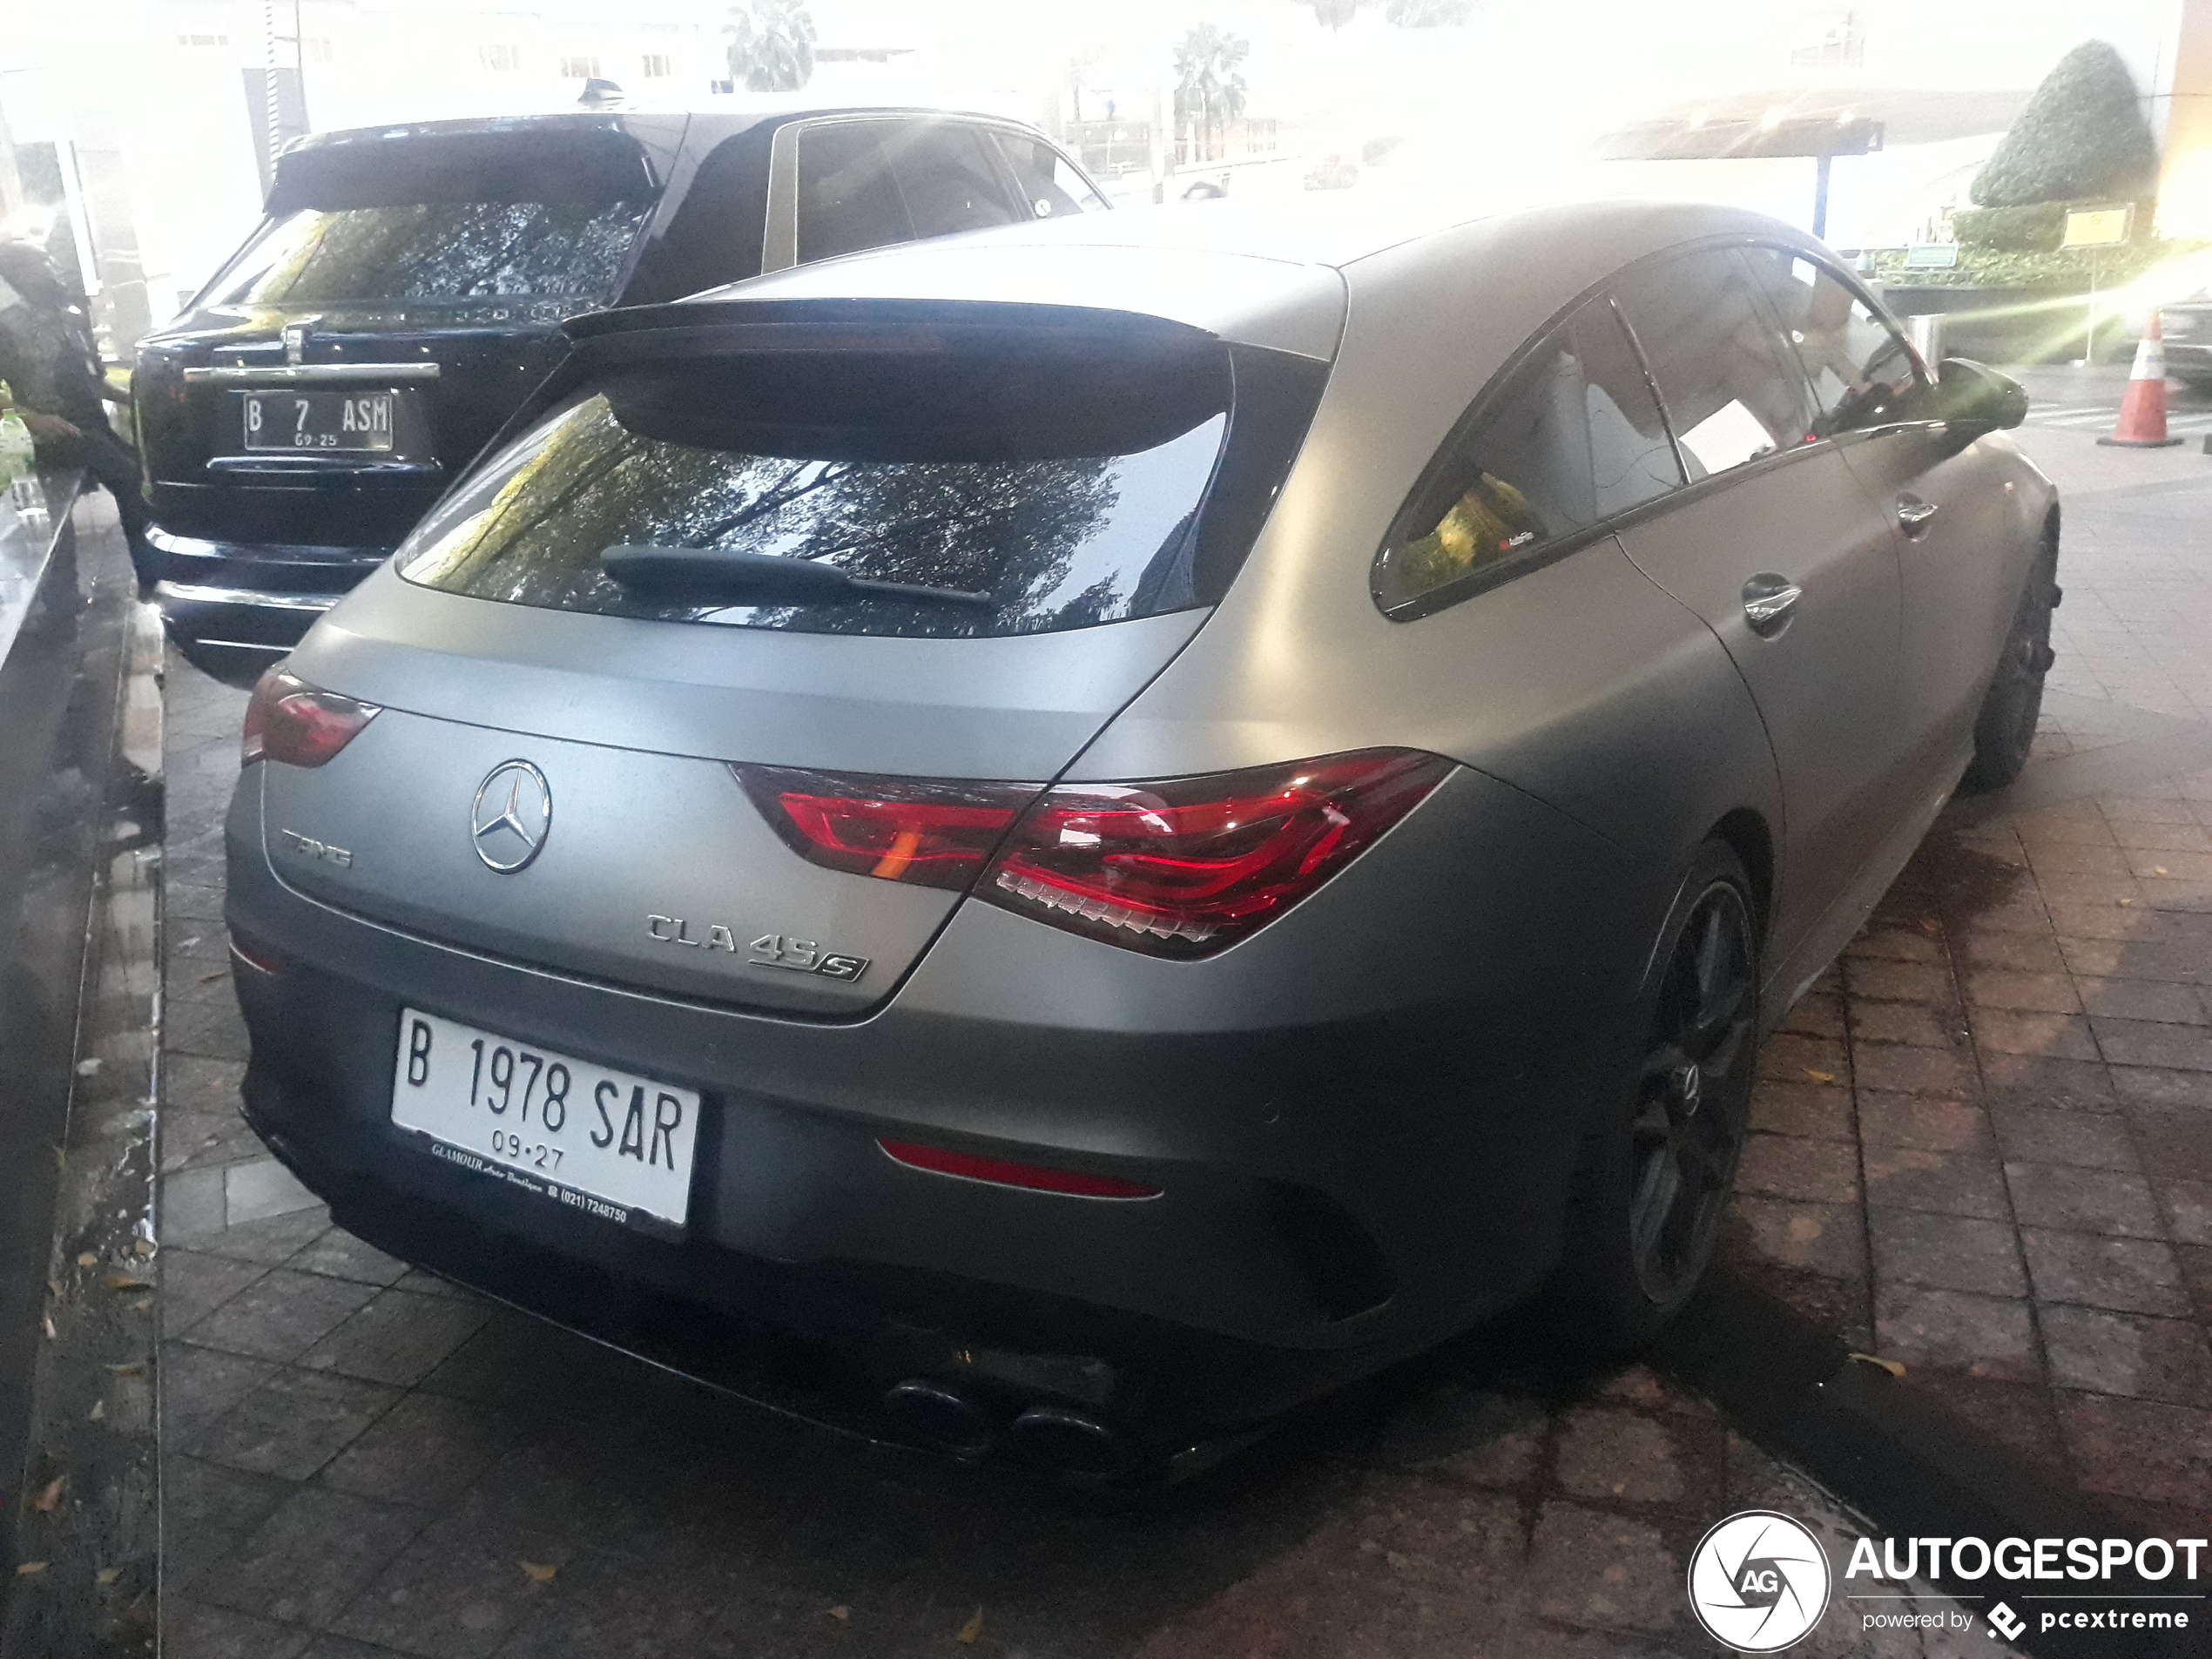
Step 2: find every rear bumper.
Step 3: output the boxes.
[221,768,1642,1455]
[2163,339,2212,377]
[146,524,387,681]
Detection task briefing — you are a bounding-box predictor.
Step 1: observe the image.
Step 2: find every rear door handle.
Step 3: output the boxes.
[1742,575,1803,635]
[1896,495,1939,536]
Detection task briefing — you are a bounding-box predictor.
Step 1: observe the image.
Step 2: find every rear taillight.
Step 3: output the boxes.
[736,765,1040,890]
[241,668,381,768]
[740,749,1452,957]
[985,751,1453,955]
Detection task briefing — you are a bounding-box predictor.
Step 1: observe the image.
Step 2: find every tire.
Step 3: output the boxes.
[1548,841,1760,1353]
[1960,530,2060,793]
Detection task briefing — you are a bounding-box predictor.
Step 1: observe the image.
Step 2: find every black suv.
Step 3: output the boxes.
[132,106,1108,682]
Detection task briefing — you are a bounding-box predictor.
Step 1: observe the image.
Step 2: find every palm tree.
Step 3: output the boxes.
[1295,0,1361,29]
[1174,24,1251,163]
[725,0,816,93]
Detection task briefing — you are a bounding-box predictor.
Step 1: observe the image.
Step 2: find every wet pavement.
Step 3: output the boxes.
[139,386,2212,1656]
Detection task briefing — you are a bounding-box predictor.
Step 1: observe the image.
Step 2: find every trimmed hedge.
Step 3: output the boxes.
[1972,41,2157,208]
[1871,239,2195,289]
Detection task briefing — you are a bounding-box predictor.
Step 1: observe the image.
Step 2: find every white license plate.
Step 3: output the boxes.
[389,1008,700,1231]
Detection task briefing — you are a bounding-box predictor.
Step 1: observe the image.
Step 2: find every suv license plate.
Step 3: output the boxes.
[389,1008,699,1231]
[244,390,395,452]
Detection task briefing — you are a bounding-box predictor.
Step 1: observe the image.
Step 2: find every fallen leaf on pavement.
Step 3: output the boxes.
[131,1298,152,1312]
[1848,1352,1907,1378]
[75,1253,98,1268]
[15,1561,45,1576]
[89,1400,105,1422]
[31,1478,64,1513]
[956,1607,984,1645]
[1804,1069,1836,1084]
[95,1567,121,1586]
[133,1239,156,1257]
[195,969,226,984]
[826,1606,851,1622]
[521,1561,557,1584]
[75,1058,101,1076]
[103,1364,144,1377]
[41,1315,54,1339]
[105,1275,152,1292]
[2155,867,2169,876]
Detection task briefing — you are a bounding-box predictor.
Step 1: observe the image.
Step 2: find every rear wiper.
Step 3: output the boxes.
[599,545,994,609]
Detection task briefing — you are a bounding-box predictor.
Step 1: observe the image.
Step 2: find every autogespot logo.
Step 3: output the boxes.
[1688,1511,1834,1652]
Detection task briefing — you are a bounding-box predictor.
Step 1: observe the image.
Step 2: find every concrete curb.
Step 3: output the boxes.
[1,566,165,1655]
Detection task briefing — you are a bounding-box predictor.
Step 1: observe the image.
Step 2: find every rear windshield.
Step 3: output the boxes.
[206,201,652,307]
[396,392,1229,639]
[209,131,657,307]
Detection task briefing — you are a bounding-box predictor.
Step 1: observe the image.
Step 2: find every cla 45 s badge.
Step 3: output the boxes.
[644,915,868,981]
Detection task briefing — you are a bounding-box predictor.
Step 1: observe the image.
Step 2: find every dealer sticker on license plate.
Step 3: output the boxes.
[389,1008,699,1231]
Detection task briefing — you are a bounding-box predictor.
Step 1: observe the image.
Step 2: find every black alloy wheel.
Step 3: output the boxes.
[1962,533,2060,792]
[1551,841,1760,1352]
[1626,880,1757,1305]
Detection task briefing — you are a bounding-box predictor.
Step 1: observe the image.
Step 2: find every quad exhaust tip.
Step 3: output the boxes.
[882,1379,995,1460]
[882,1382,1137,1480]
[1005,1404,1136,1482]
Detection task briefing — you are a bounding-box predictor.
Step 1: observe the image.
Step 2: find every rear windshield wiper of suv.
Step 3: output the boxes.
[599,545,994,609]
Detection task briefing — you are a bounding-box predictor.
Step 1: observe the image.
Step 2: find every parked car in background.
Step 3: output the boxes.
[132,105,1107,683]
[223,199,2054,1482]
[2159,296,2212,388]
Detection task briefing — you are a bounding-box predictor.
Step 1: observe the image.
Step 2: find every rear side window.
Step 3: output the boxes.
[1612,249,1817,481]
[794,123,911,265]
[397,372,1231,640]
[995,135,1109,219]
[1743,249,1925,436]
[889,125,1023,239]
[631,129,774,300]
[1372,299,1680,614]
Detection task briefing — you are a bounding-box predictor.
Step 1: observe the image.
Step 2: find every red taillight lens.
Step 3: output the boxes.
[878,1139,1161,1199]
[241,668,381,768]
[983,750,1453,956]
[736,765,1040,890]
[738,750,1453,958]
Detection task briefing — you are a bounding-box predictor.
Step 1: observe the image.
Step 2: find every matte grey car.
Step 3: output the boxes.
[222,199,2057,1480]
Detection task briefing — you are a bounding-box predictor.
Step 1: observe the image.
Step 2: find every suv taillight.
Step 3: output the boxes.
[738,749,1452,957]
[241,667,381,767]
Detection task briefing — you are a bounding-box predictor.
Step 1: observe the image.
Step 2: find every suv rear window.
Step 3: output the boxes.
[397,389,1229,640]
[207,130,658,307]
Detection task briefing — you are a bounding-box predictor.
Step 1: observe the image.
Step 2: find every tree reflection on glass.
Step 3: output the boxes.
[404,395,1225,640]
[213,200,652,307]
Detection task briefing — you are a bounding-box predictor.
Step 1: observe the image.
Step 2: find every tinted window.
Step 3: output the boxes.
[889,124,1022,239]
[634,129,773,299]
[1372,300,1680,612]
[398,394,1227,640]
[206,199,653,306]
[995,134,1109,219]
[795,123,912,265]
[1743,249,1924,436]
[1613,249,1817,482]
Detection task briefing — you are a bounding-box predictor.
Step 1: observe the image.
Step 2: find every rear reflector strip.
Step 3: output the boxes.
[876,1139,1161,1200]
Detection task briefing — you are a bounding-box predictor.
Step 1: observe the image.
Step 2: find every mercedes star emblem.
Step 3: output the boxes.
[470,760,552,873]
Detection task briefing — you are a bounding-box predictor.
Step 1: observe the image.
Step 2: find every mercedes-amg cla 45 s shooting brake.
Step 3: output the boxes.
[223,199,2057,1480]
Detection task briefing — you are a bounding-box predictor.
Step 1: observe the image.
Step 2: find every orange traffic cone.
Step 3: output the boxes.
[2100,314,2184,448]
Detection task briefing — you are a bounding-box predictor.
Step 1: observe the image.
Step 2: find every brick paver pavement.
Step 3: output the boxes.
[150,390,2212,1656]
